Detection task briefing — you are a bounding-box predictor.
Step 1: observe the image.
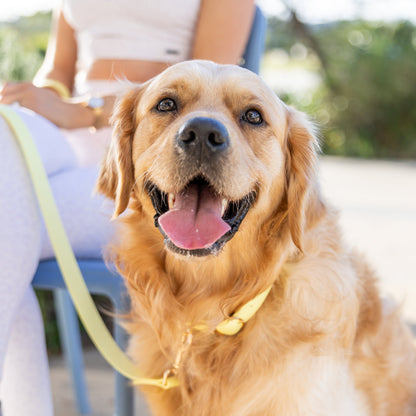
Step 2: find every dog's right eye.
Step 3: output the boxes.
[243,109,263,125]
[157,98,177,112]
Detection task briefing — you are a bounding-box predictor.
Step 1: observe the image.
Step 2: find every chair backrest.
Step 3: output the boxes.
[241,6,267,74]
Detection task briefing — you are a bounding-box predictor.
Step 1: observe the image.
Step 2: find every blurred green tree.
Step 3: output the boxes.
[315,20,416,158]
[266,9,416,158]
[0,11,50,81]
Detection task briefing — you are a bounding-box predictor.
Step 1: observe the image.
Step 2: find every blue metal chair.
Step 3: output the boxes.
[32,6,266,416]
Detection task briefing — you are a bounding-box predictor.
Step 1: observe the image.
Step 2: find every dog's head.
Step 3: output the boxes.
[97,61,321,258]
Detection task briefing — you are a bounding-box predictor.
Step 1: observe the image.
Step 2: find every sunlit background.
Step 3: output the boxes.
[0,0,56,20]
[1,0,416,22]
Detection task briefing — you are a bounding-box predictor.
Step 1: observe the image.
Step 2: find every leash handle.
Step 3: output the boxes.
[0,105,178,389]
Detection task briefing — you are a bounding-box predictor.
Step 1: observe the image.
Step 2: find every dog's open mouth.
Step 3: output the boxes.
[147,177,255,256]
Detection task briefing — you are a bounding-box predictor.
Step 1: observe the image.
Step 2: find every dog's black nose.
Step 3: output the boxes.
[177,117,229,156]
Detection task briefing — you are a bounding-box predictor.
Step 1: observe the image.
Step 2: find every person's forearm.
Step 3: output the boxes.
[0,79,116,130]
[67,95,116,130]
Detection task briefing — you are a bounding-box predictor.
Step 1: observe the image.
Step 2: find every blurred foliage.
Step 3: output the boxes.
[266,17,416,158]
[36,291,61,354]
[0,11,51,81]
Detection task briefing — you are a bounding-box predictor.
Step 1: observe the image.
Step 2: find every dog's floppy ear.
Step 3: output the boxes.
[96,87,143,218]
[284,106,320,250]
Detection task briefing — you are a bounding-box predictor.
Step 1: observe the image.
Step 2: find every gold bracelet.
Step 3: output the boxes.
[35,78,71,99]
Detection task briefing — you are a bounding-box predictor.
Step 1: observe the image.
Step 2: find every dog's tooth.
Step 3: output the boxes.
[221,199,228,217]
[168,193,175,209]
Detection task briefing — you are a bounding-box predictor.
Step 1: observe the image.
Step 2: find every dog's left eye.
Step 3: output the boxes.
[157,98,177,112]
[243,109,263,125]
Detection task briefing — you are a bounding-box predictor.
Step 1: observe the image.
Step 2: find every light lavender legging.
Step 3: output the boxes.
[0,106,114,415]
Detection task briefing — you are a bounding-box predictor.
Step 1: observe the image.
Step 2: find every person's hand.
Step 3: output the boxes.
[0,81,95,129]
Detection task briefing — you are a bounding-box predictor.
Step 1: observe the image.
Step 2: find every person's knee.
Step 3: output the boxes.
[12,288,44,335]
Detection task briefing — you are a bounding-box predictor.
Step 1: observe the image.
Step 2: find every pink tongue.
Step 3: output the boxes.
[158,184,231,250]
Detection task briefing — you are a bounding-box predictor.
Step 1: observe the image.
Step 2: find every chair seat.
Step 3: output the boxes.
[33,259,128,308]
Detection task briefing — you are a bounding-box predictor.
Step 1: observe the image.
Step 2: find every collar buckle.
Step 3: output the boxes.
[215,315,245,336]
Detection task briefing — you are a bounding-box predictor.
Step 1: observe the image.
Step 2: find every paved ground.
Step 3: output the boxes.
[49,156,416,415]
[320,157,416,322]
[49,350,150,416]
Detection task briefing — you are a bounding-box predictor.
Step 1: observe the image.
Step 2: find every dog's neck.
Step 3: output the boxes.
[157,284,273,388]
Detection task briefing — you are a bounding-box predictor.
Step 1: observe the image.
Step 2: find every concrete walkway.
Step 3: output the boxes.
[49,156,416,415]
[49,349,150,416]
[320,157,416,322]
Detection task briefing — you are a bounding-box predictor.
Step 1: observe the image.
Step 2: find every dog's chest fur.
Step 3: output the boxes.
[119,208,416,416]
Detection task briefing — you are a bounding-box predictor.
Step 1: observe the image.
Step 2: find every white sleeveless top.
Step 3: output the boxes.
[63,0,201,64]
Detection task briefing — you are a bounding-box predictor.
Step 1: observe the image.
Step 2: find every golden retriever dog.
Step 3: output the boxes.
[97,60,416,415]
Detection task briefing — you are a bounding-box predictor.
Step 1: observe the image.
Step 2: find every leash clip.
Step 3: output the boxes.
[162,329,193,386]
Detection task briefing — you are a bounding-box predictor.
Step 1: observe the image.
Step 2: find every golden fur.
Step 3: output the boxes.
[97,61,416,415]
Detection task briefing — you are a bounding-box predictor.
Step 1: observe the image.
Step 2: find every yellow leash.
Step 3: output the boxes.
[1,105,272,389]
[0,105,178,389]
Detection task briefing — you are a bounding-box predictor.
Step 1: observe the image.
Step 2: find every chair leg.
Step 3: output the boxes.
[108,288,135,416]
[113,321,135,416]
[54,290,92,415]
